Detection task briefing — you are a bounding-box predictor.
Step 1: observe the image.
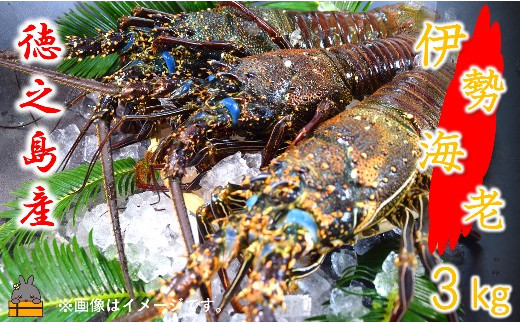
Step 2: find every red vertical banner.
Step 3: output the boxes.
[428,5,504,254]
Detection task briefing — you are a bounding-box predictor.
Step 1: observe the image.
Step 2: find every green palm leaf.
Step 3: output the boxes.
[309,240,461,322]
[0,158,137,248]
[256,1,370,11]
[56,1,218,79]
[56,1,371,79]
[0,233,151,321]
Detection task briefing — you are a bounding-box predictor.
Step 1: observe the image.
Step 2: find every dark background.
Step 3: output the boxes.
[0,1,519,321]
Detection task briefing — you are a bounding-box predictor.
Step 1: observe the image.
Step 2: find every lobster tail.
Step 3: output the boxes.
[326,34,416,99]
[280,2,434,49]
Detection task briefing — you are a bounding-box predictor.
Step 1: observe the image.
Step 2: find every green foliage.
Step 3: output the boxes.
[332,1,372,12]
[56,1,371,79]
[256,1,323,10]
[257,1,371,11]
[0,233,151,321]
[0,158,137,248]
[56,1,218,79]
[56,54,120,79]
[57,1,218,39]
[309,241,459,322]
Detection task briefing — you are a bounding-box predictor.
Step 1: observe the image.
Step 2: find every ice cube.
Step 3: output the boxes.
[374,271,398,298]
[289,29,302,47]
[331,248,357,277]
[276,294,312,321]
[199,152,262,202]
[178,294,207,322]
[138,257,170,283]
[229,313,246,322]
[113,141,148,161]
[382,251,398,273]
[374,251,425,297]
[374,251,398,297]
[162,312,179,322]
[92,218,115,251]
[50,124,81,168]
[297,269,332,297]
[244,153,262,169]
[82,135,97,164]
[329,286,369,319]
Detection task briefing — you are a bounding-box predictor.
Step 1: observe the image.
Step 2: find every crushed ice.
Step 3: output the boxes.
[373,251,425,298]
[49,94,149,170]
[63,191,190,286]
[198,152,262,202]
[62,149,405,321]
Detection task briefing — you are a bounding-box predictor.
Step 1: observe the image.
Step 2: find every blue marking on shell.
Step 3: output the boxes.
[246,195,258,209]
[206,74,216,82]
[223,226,239,262]
[283,209,318,244]
[161,51,176,76]
[173,80,193,97]
[121,33,135,54]
[220,97,240,126]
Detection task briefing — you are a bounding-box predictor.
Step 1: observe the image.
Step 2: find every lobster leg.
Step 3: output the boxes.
[160,221,244,310]
[131,6,175,23]
[188,138,266,170]
[414,195,459,322]
[390,209,416,322]
[238,237,307,321]
[96,96,135,304]
[197,208,247,315]
[0,57,119,95]
[153,35,248,57]
[292,99,340,145]
[111,122,153,150]
[261,116,291,167]
[217,255,252,317]
[79,107,193,192]
[0,49,18,59]
[222,1,291,49]
[118,16,156,29]
[164,176,218,321]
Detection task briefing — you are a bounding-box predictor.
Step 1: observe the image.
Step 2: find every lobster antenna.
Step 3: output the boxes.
[57,113,99,171]
[50,91,87,134]
[0,117,42,129]
[0,56,120,95]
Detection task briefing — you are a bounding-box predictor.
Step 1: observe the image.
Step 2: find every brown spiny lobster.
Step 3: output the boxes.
[120,65,456,322]
[0,2,433,315]
[150,32,417,266]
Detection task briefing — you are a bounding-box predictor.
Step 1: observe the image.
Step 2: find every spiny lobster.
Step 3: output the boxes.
[120,65,456,322]
[150,32,417,273]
